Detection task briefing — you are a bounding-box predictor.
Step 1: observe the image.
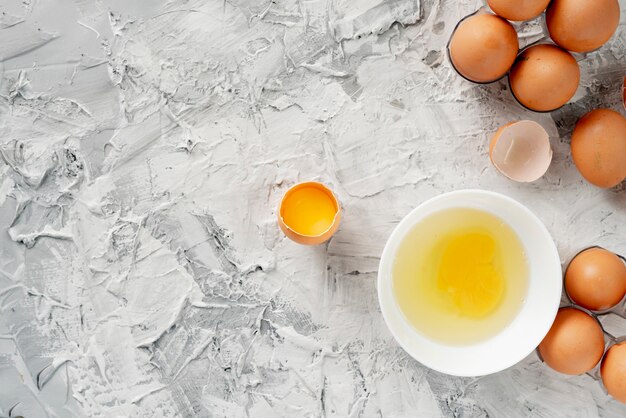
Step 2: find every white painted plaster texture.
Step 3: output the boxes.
[0,0,625,416]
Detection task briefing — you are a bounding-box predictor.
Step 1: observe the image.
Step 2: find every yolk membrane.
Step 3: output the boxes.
[281,187,337,236]
[437,232,504,318]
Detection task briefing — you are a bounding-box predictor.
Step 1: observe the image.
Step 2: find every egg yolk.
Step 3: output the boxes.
[437,232,505,318]
[281,187,337,236]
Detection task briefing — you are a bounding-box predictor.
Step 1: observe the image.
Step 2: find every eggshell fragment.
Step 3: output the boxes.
[546,0,620,53]
[601,342,626,404]
[509,44,580,112]
[448,13,519,83]
[623,76,625,111]
[489,120,552,182]
[487,0,551,21]
[565,248,626,311]
[278,181,341,245]
[538,307,605,375]
[570,109,626,188]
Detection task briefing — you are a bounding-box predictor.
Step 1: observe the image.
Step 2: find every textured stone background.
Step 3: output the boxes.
[0,0,625,416]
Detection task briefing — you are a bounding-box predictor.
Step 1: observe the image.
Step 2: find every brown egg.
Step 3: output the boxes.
[449,13,518,83]
[546,0,620,53]
[571,109,626,188]
[601,342,626,404]
[509,44,579,112]
[487,0,551,21]
[538,308,604,375]
[565,248,626,311]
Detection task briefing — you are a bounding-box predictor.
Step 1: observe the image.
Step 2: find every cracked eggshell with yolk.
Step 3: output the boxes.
[277,181,341,245]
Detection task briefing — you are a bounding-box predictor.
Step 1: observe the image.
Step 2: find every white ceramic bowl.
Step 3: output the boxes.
[378,189,562,377]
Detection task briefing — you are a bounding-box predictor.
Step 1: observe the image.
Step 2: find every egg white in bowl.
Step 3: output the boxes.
[377,189,562,377]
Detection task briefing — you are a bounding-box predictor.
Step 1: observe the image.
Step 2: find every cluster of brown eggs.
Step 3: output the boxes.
[447,0,620,112]
[538,247,626,404]
[447,1,626,188]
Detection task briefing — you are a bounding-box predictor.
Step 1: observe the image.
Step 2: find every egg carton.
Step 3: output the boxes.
[537,246,626,395]
[446,4,599,113]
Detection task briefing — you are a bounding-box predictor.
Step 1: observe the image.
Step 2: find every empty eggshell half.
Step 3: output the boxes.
[489,120,552,182]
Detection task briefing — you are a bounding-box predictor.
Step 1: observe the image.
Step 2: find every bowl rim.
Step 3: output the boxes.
[377,189,562,376]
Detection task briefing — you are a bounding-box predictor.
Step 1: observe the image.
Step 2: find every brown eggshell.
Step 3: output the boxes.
[487,0,551,21]
[546,0,620,53]
[570,109,626,188]
[538,308,605,375]
[489,120,552,182]
[623,76,625,111]
[565,248,626,311]
[509,44,580,112]
[601,342,626,404]
[490,122,515,156]
[449,13,519,83]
